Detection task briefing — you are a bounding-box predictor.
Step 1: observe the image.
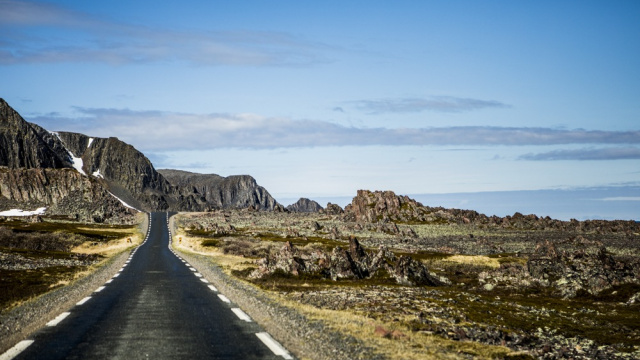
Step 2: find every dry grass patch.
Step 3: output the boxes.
[172,233,254,274]
[274,294,518,360]
[442,255,501,269]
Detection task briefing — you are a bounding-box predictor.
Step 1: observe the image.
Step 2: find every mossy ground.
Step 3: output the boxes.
[0,216,141,312]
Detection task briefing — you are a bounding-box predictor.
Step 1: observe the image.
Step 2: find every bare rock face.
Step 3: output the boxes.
[0,99,69,169]
[286,198,323,213]
[0,168,136,223]
[158,169,279,211]
[252,237,449,286]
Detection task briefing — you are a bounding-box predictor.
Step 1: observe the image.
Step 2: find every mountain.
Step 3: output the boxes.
[286,198,323,213]
[158,169,279,211]
[0,99,280,220]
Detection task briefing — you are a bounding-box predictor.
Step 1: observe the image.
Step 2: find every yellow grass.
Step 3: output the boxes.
[274,294,517,360]
[442,255,501,269]
[71,232,142,256]
[171,231,253,273]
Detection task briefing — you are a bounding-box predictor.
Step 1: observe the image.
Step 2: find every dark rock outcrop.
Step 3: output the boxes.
[527,240,640,297]
[0,99,70,170]
[252,237,450,286]
[286,198,323,213]
[158,169,279,211]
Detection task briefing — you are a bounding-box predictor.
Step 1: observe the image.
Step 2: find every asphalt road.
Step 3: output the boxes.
[5,212,291,360]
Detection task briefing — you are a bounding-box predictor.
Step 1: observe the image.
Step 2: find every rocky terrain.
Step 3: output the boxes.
[173,189,640,359]
[0,99,280,222]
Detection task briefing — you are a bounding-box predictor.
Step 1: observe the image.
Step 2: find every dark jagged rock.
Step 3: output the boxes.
[158,169,279,211]
[286,198,323,213]
[252,237,449,286]
[0,99,70,169]
[322,202,344,215]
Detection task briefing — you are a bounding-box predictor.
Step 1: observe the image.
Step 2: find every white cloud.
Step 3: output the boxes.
[352,96,510,113]
[519,147,640,161]
[27,108,640,152]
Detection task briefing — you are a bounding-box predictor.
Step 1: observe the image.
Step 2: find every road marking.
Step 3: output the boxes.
[208,285,218,292]
[189,267,196,271]
[76,297,91,305]
[94,286,106,292]
[0,340,34,360]
[255,332,293,359]
[105,279,113,284]
[46,312,70,327]
[218,294,231,303]
[194,273,203,277]
[200,278,209,283]
[113,273,120,278]
[231,308,252,322]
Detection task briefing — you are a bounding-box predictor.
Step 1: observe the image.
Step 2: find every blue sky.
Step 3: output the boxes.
[1,0,639,219]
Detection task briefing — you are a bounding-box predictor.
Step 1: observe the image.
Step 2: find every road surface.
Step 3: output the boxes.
[4,212,292,360]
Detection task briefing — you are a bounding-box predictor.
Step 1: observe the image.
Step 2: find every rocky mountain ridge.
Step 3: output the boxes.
[0,99,280,221]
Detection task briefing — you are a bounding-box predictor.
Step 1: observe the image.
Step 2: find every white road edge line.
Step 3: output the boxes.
[208,285,218,292]
[76,297,91,306]
[231,308,252,322]
[46,312,70,327]
[94,286,106,292]
[255,332,293,359]
[194,273,203,277]
[217,294,231,303]
[200,278,209,283]
[0,340,34,360]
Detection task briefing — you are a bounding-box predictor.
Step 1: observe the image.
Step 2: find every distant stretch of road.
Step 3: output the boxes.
[3,212,292,360]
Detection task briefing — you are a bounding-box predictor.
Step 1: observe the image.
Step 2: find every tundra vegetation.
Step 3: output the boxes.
[0,213,144,311]
[174,190,640,360]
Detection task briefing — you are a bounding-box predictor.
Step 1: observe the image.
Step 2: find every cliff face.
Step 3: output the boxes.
[0,99,70,169]
[0,99,281,218]
[158,169,279,211]
[0,167,136,223]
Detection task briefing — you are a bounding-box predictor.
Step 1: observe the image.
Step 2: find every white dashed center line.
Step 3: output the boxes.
[231,308,252,322]
[46,312,70,327]
[76,297,91,306]
[256,332,293,359]
[0,340,34,360]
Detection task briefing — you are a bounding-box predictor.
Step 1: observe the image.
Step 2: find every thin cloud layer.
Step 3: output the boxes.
[0,0,330,66]
[28,107,640,151]
[353,96,510,114]
[519,147,640,161]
